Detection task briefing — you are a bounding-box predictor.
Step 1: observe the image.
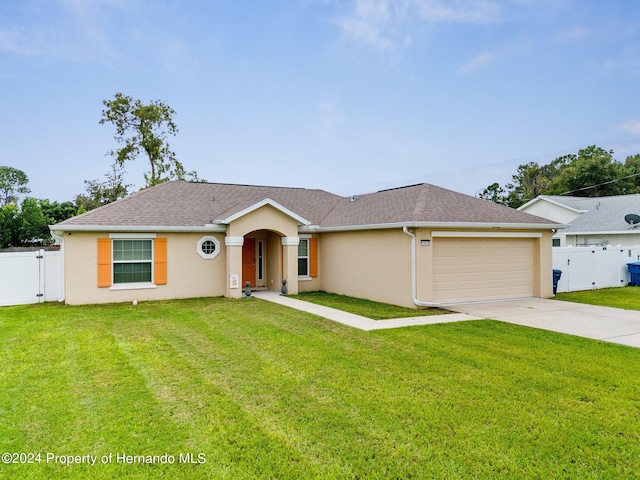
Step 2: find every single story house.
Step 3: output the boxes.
[51,181,562,307]
[518,194,640,247]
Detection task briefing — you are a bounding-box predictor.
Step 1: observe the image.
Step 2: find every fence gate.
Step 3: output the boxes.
[0,250,61,306]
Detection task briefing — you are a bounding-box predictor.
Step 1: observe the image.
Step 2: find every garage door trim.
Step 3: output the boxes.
[432,231,542,238]
[431,236,537,303]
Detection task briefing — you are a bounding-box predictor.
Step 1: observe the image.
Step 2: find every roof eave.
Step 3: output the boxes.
[518,196,586,214]
[50,224,228,233]
[301,221,565,233]
[214,198,311,226]
[559,229,640,236]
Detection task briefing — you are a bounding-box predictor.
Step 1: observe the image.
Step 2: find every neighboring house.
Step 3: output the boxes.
[518,194,640,247]
[51,181,561,307]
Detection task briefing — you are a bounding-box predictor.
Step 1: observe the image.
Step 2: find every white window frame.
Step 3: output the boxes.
[108,233,157,290]
[298,234,311,280]
[197,236,221,260]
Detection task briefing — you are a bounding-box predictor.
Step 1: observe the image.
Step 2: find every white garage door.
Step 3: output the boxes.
[432,237,535,303]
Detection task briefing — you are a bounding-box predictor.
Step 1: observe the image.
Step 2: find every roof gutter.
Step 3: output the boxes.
[52,221,564,235]
[558,229,640,236]
[49,224,228,233]
[302,221,565,233]
[402,226,442,308]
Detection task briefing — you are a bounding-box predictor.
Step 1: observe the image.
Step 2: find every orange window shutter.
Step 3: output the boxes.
[154,238,168,285]
[309,237,318,277]
[97,238,112,287]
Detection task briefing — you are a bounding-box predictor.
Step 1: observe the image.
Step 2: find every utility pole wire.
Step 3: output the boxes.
[559,171,640,196]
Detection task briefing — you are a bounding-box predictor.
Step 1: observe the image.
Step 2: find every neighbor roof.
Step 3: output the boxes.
[53,181,560,232]
[534,194,640,233]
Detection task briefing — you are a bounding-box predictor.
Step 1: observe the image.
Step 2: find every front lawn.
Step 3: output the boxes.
[556,286,640,310]
[2,298,640,478]
[291,291,449,319]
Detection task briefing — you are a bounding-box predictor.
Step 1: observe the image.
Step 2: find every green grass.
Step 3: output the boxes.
[556,286,640,310]
[2,298,640,478]
[291,291,449,319]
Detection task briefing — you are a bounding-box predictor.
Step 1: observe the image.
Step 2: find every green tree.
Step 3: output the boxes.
[478,182,508,205]
[17,198,52,246]
[75,163,131,211]
[0,198,52,248]
[623,154,640,194]
[503,162,556,208]
[0,204,20,247]
[100,93,186,187]
[0,166,30,205]
[481,145,638,208]
[38,199,80,224]
[547,146,624,197]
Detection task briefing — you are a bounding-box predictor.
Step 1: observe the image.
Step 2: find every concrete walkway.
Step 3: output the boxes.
[254,291,640,348]
[252,290,480,331]
[448,298,640,348]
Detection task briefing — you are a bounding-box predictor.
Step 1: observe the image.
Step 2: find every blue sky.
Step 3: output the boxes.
[2,0,640,202]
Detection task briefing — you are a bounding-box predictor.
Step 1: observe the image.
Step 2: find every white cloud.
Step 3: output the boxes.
[555,26,589,43]
[336,0,411,57]
[335,0,501,56]
[621,118,640,136]
[0,0,127,64]
[315,102,346,142]
[458,51,496,75]
[413,0,500,23]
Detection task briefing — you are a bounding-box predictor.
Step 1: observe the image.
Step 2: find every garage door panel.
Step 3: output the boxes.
[432,237,535,303]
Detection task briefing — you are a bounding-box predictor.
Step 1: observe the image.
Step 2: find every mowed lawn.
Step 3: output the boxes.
[556,286,640,311]
[291,291,450,319]
[2,298,640,479]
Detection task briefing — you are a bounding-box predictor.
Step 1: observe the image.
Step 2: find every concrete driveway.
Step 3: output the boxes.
[448,298,640,348]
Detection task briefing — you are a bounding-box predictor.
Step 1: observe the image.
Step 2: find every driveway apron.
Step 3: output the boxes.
[448,298,640,348]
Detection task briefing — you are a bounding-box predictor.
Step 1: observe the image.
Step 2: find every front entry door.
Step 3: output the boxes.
[242,238,256,287]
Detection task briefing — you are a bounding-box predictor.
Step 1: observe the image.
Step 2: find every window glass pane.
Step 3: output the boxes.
[113,239,152,261]
[201,240,216,255]
[298,239,308,257]
[298,258,308,276]
[113,262,152,283]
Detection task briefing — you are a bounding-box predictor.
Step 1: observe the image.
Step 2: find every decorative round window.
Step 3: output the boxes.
[197,236,221,259]
[201,240,216,255]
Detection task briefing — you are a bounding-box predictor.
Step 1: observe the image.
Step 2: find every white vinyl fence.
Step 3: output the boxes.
[552,245,640,293]
[0,249,61,306]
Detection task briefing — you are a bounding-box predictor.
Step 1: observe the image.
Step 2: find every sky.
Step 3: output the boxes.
[3,0,640,203]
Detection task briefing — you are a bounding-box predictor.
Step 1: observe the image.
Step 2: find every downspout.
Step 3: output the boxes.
[51,232,65,303]
[402,226,442,307]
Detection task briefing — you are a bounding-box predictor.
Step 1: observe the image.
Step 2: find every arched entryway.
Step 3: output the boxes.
[241,229,284,290]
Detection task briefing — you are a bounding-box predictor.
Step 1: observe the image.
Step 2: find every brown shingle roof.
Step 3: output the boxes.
[57,182,342,227]
[55,181,557,230]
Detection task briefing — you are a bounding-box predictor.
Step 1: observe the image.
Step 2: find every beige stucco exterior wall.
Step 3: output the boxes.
[226,204,299,238]
[59,219,554,306]
[538,230,554,297]
[62,232,226,305]
[265,231,284,291]
[318,228,414,308]
[318,227,554,309]
[225,205,301,297]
